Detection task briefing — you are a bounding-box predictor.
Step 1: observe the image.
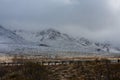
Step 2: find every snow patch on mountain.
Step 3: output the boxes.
[14,28,120,54]
[0,25,119,57]
[0,26,25,44]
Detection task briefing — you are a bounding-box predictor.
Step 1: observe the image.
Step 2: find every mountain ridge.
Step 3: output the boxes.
[0,25,119,57]
[14,28,120,53]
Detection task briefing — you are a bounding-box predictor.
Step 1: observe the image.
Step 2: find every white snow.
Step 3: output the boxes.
[0,26,119,57]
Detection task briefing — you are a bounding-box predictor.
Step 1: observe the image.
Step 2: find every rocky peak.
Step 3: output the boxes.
[36,28,63,41]
[78,37,92,46]
[40,28,60,35]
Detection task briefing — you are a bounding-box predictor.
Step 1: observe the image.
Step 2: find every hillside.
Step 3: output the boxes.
[14,28,120,54]
[0,26,119,57]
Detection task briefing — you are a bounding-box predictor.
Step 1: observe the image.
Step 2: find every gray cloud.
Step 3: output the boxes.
[0,0,120,45]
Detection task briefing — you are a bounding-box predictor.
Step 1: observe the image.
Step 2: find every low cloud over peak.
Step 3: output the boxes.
[0,0,120,46]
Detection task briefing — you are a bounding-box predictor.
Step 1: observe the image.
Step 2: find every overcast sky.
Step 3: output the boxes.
[0,0,120,45]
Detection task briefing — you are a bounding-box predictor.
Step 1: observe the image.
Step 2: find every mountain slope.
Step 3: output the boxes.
[0,26,27,52]
[14,28,120,54]
[0,26,25,44]
[0,26,119,57]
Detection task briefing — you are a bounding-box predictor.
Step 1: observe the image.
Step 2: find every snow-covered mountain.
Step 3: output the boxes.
[0,25,27,52]
[14,28,120,53]
[0,26,24,44]
[0,25,119,57]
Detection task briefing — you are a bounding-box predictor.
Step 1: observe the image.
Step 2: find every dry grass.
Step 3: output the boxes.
[0,59,120,80]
